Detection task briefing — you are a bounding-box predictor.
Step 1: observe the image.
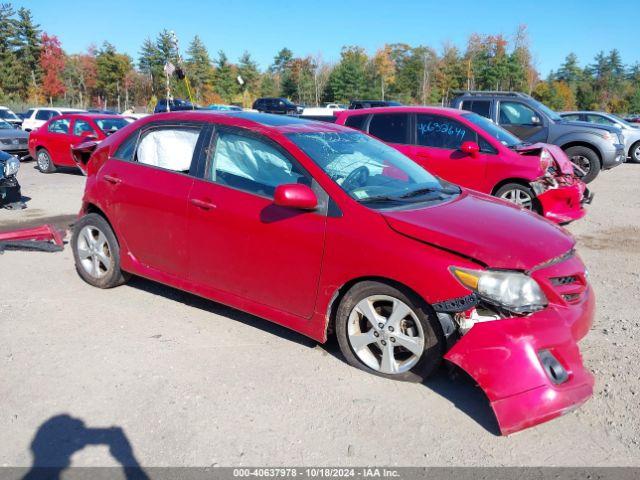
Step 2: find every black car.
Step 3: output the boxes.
[0,150,21,208]
[252,97,301,115]
[348,100,402,109]
[154,98,196,113]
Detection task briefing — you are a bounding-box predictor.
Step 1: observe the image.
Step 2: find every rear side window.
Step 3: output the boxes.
[36,110,55,121]
[48,118,70,134]
[368,113,410,144]
[562,114,581,122]
[462,100,491,118]
[136,126,202,172]
[344,114,368,131]
[113,130,139,161]
[416,114,475,150]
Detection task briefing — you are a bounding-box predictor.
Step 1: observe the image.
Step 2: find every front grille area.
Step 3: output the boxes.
[550,275,579,286]
[533,252,589,306]
[0,138,27,145]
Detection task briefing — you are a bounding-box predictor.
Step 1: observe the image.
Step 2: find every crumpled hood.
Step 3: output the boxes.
[382,190,575,270]
[514,142,575,176]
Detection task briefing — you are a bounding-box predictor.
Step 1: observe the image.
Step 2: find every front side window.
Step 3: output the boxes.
[499,102,538,126]
[0,109,18,120]
[73,119,96,136]
[463,113,522,147]
[136,126,201,172]
[415,114,475,150]
[208,129,309,197]
[48,118,70,134]
[368,113,410,144]
[288,130,458,208]
[561,114,581,122]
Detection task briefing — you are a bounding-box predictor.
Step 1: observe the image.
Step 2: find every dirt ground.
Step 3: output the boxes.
[1,160,639,467]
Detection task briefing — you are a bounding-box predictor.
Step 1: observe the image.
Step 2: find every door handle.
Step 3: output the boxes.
[190,198,217,210]
[103,175,122,185]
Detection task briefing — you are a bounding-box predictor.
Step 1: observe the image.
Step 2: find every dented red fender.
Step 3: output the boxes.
[444,255,595,435]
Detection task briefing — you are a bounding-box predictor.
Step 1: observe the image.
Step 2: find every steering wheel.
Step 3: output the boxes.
[342,166,369,191]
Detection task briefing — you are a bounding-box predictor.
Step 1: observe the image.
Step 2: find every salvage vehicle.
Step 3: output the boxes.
[560,111,640,163]
[21,107,86,132]
[0,120,29,159]
[335,106,590,224]
[450,91,625,183]
[29,113,130,173]
[0,150,21,208]
[71,111,595,435]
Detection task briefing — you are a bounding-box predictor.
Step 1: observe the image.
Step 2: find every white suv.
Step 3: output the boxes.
[21,107,86,132]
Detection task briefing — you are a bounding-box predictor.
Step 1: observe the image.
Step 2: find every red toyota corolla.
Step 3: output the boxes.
[71,111,595,435]
[28,113,130,173]
[335,107,591,224]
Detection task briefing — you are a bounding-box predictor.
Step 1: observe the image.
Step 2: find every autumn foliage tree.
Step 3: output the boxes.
[40,32,65,104]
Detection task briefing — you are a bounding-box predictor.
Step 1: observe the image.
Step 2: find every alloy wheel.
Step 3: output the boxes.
[571,155,592,175]
[347,295,425,374]
[37,151,50,171]
[499,188,534,210]
[76,225,112,278]
[633,145,640,162]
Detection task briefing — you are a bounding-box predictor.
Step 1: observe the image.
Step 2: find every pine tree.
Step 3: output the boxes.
[14,7,41,100]
[185,35,214,102]
[237,51,259,105]
[213,51,238,103]
[0,3,19,98]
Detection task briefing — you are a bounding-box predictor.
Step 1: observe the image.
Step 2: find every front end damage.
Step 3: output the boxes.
[0,151,23,209]
[518,143,591,224]
[435,252,594,435]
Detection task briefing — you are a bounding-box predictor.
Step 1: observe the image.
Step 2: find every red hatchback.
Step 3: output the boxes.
[28,113,130,173]
[335,107,591,224]
[71,111,594,435]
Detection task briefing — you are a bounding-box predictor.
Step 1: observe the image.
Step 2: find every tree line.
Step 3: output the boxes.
[1,3,639,114]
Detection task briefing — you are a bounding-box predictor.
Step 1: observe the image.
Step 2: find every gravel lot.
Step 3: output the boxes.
[1,160,639,467]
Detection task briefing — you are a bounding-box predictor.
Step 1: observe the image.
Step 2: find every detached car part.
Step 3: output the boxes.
[0,224,65,253]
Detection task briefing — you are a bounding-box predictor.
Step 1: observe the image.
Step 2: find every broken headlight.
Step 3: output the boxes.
[449,267,548,314]
[3,156,20,177]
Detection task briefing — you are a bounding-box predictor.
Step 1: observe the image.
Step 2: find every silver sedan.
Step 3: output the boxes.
[0,120,29,158]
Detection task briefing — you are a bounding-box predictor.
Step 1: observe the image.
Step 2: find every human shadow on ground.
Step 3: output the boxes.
[127,275,500,435]
[21,414,149,480]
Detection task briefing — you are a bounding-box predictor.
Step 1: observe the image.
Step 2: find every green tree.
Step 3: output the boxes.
[213,50,238,103]
[14,7,41,100]
[237,50,260,105]
[326,46,373,102]
[185,35,214,102]
[0,3,19,99]
[95,42,132,110]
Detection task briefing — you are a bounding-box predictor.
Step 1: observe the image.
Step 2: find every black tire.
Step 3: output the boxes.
[494,182,540,213]
[36,148,56,173]
[71,213,129,289]
[629,141,640,163]
[564,146,601,183]
[335,281,443,383]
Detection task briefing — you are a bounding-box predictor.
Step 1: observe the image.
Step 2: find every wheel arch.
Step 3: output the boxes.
[83,203,121,246]
[324,275,441,339]
[559,141,603,167]
[491,178,531,196]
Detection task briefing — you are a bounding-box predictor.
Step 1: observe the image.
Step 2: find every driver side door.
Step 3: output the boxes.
[497,101,546,142]
[187,126,327,318]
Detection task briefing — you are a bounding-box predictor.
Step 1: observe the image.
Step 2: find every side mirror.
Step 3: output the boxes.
[273,184,317,210]
[460,141,480,157]
[531,116,541,125]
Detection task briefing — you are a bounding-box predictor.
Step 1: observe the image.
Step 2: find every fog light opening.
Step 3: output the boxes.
[538,349,569,385]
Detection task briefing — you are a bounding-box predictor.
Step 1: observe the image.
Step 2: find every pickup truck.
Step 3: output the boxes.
[450,91,625,183]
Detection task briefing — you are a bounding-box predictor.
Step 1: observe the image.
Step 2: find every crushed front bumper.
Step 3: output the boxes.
[444,254,594,435]
[0,175,21,207]
[534,177,590,224]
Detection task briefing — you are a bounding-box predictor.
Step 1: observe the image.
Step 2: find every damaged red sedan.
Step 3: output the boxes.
[335,107,591,224]
[71,111,594,435]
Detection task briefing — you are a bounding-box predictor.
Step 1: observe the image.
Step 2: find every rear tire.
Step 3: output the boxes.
[564,146,601,183]
[335,281,443,383]
[72,213,129,289]
[629,141,640,163]
[36,148,56,173]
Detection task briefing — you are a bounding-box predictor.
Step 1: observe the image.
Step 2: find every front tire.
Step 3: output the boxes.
[72,213,129,289]
[629,141,640,163]
[335,281,443,382]
[564,146,601,183]
[36,148,56,173]
[495,183,539,212]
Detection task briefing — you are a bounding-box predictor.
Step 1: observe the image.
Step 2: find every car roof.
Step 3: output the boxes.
[141,111,351,134]
[339,106,464,116]
[55,113,125,121]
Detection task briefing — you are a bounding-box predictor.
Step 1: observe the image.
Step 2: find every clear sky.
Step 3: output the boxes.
[16,0,638,75]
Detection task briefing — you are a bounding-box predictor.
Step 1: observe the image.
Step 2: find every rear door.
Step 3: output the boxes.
[409,113,489,191]
[45,118,75,165]
[187,125,327,318]
[100,122,205,279]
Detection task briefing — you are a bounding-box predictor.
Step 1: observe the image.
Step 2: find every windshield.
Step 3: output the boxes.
[95,118,129,133]
[0,120,13,129]
[462,113,522,147]
[609,113,635,127]
[287,131,459,208]
[0,109,18,120]
[529,99,562,121]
